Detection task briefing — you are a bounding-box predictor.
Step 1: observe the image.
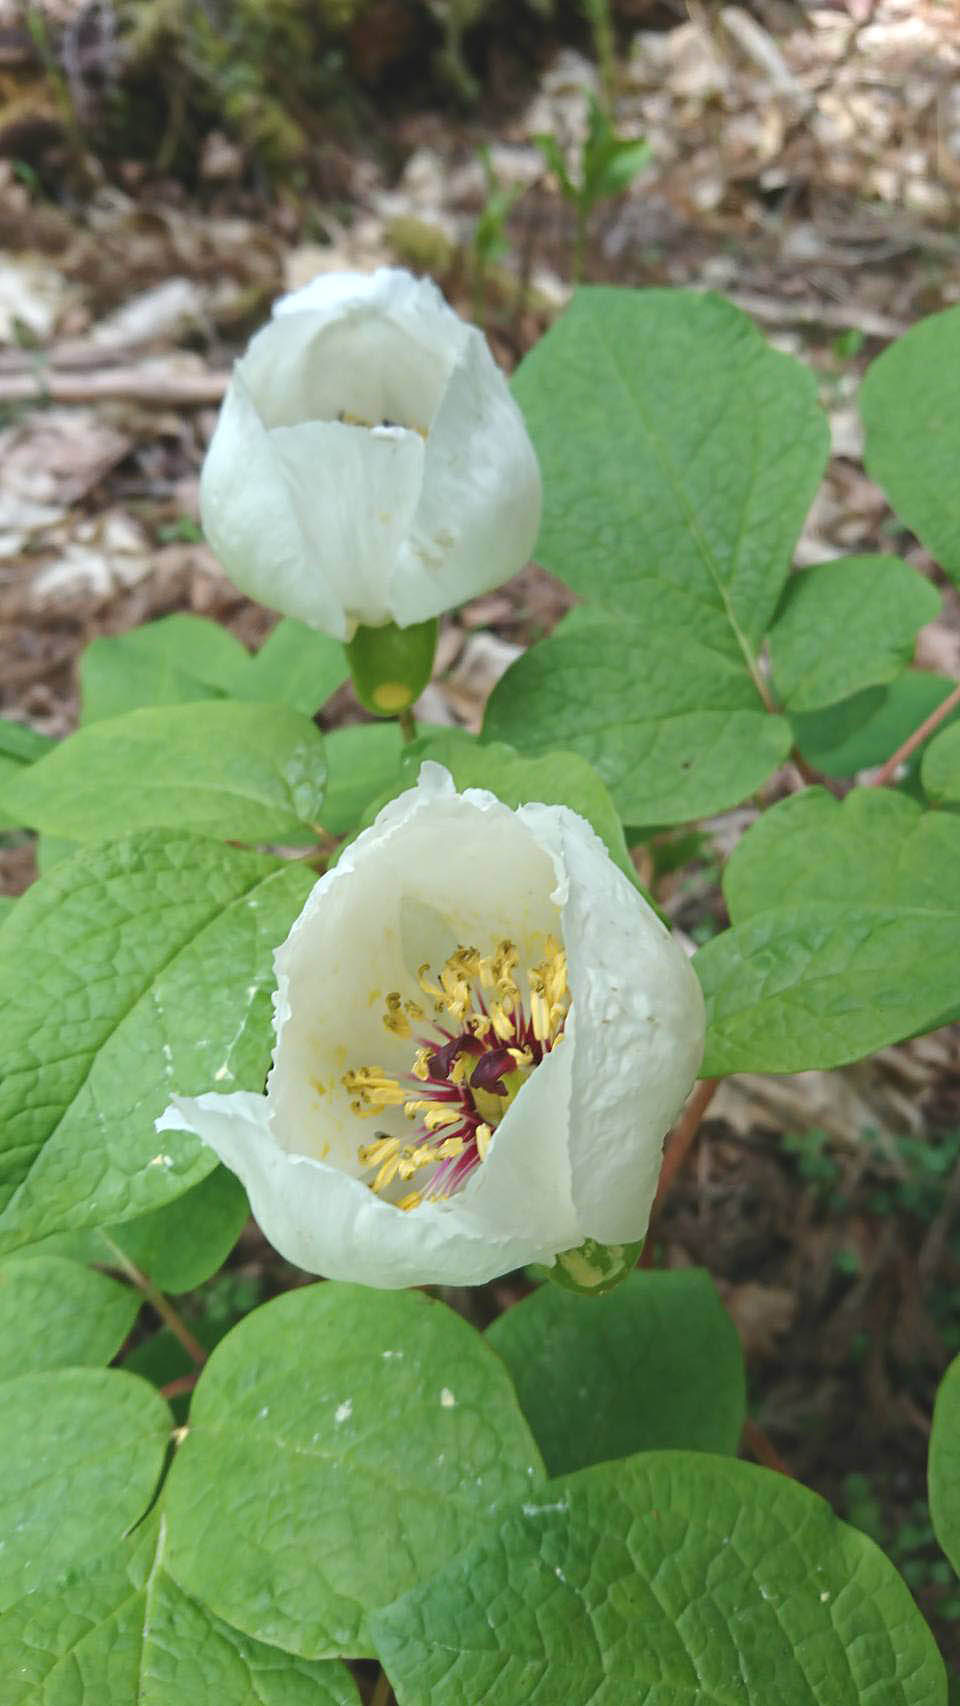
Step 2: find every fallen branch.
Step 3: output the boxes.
[0,367,227,406]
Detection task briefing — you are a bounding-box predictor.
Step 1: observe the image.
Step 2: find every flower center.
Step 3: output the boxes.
[343,935,569,1213]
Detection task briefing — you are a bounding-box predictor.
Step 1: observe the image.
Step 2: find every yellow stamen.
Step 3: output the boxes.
[475,1123,493,1161]
[397,1191,422,1212]
[411,1047,432,1081]
[435,1135,465,1160]
[382,992,411,1038]
[358,1135,401,1168]
[373,1152,403,1192]
[422,1105,463,1132]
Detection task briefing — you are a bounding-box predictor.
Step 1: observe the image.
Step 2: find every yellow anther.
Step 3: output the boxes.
[435,1135,465,1160]
[411,1047,432,1082]
[417,963,444,1005]
[449,1055,469,1086]
[397,1191,422,1212]
[508,1047,533,1068]
[404,999,425,1022]
[423,1105,463,1132]
[403,1098,430,1119]
[358,1135,401,1168]
[490,1001,515,1042]
[382,992,411,1039]
[468,1011,492,1041]
[475,1123,493,1161]
[373,1152,403,1192]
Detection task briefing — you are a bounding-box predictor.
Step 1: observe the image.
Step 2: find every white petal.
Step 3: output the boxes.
[390,329,543,625]
[158,1090,568,1287]
[240,306,457,435]
[199,372,347,638]
[268,419,424,629]
[269,768,563,1180]
[273,267,450,326]
[520,803,706,1244]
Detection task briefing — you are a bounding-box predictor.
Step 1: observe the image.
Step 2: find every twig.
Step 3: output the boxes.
[160,1373,200,1400]
[99,1233,209,1367]
[868,679,960,787]
[0,368,227,406]
[653,1078,720,1211]
[741,1418,794,1477]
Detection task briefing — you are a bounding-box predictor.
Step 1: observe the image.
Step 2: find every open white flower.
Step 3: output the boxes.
[158,765,705,1288]
[199,268,542,641]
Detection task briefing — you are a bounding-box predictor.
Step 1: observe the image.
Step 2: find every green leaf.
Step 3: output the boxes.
[321,721,407,833]
[930,1352,960,1576]
[768,557,939,711]
[921,720,960,805]
[696,899,960,1075]
[0,718,56,831]
[0,701,328,844]
[0,1367,170,1608]
[861,304,960,581]
[103,1166,250,1292]
[233,617,346,715]
[371,1452,946,1706]
[792,672,960,778]
[163,1283,545,1659]
[511,288,829,665]
[484,615,792,824]
[486,1269,745,1475]
[80,633,225,724]
[0,1253,139,1374]
[0,1514,362,1706]
[37,1166,250,1294]
[0,831,314,1251]
[95,613,252,695]
[724,788,960,920]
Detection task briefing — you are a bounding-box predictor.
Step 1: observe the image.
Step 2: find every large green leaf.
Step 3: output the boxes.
[0,1516,360,1706]
[696,900,960,1076]
[0,701,327,844]
[485,614,791,824]
[35,1165,250,1294]
[164,1283,545,1659]
[861,304,960,582]
[233,617,346,715]
[0,1253,138,1375]
[768,556,939,712]
[371,1453,947,1705]
[0,1367,170,1608]
[930,1352,960,1576]
[486,1270,744,1475]
[921,721,960,806]
[79,633,225,724]
[0,831,314,1251]
[321,720,408,834]
[723,788,960,920]
[512,287,829,663]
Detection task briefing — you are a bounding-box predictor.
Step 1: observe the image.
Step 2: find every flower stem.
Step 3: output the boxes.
[868,678,960,787]
[398,705,418,744]
[99,1233,208,1368]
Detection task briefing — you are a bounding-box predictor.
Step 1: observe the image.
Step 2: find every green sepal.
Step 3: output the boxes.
[344,618,437,717]
[549,1236,644,1296]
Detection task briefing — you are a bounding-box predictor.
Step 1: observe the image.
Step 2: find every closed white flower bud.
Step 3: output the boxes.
[199,269,542,640]
[159,765,706,1289]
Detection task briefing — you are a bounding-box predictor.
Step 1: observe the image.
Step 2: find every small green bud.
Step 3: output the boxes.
[549,1237,644,1297]
[344,618,438,718]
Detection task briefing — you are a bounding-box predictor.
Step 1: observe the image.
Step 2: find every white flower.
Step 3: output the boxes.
[158,765,705,1288]
[199,268,542,641]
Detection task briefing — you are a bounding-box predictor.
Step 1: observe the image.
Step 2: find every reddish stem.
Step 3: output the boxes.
[869,678,960,787]
[160,1373,200,1401]
[742,1418,794,1477]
